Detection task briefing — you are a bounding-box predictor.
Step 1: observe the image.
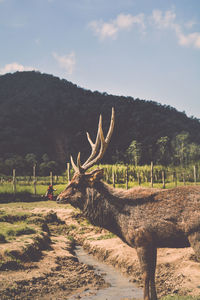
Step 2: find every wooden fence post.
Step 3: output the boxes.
[173,171,177,187]
[33,164,37,195]
[162,170,165,189]
[194,165,197,184]
[67,163,71,183]
[13,169,16,194]
[151,161,154,188]
[182,172,186,186]
[50,171,53,186]
[126,166,129,190]
[155,170,158,182]
[112,171,115,188]
[137,172,141,185]
[105,169,109,183]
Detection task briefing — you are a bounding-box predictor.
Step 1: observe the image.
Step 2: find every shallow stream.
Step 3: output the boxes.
[70,245,143,300]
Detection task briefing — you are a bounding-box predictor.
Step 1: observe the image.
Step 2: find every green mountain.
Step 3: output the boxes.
[0,71,200,169]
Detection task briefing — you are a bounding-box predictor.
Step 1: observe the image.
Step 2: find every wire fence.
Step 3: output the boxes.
[0,162,199,195]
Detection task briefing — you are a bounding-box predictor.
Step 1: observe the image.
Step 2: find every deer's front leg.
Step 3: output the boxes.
[150,246,157,300]
[135,229,157,300]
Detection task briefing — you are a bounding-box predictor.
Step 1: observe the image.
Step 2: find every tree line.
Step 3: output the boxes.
[125,131,200,167]
[0,153,63,176]
[1,130,200,176]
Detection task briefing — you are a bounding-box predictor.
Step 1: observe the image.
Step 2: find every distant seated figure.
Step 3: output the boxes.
[45,184,56,200]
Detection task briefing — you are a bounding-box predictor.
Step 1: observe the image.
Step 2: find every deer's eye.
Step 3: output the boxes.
[70,184,77,192]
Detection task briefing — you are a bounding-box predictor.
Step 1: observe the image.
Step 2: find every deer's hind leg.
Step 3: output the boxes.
[135,230,157,300]
[188,231,200,261]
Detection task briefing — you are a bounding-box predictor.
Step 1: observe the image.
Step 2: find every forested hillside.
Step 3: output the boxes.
[0,71,200,175]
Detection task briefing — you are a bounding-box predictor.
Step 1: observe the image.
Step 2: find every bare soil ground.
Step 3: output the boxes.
[0,204,200,299]
[0,208,108,300]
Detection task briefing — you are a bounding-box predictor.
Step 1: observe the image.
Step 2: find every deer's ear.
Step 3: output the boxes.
[86,169,104,187]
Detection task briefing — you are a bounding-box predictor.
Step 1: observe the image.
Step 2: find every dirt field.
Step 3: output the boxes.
[0,203,200,299]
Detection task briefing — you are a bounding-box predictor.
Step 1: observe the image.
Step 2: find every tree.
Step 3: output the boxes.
[4,155,25,175]
[39,162,49,176]
[187,143,200,164]
[25,153,37,174]
[156,136,170,166]
[0,158,5,175]
[25,153,37,165]
[49,161,59,173]
[42,154,49,163]
[39,160,59,176]
[126,140,141,166]
[171,132,189,166]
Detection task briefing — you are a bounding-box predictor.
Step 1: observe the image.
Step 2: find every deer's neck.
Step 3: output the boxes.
[83,181,129,239]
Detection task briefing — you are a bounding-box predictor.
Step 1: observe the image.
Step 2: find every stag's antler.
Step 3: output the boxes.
[70,107,115,173]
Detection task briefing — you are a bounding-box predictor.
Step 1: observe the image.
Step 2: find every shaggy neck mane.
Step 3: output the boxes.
[82,180,160,236]
[94,180,160,206]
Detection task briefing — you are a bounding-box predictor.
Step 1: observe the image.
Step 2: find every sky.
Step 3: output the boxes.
[0,0,200,118]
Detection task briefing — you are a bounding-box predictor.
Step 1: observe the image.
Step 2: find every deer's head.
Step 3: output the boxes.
[56,108,115,208]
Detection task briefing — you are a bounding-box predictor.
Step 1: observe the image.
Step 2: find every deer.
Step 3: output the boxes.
[56,108,200,300]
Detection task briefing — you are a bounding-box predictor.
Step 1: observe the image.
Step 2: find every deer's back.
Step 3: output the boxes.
[123,186,200,236]
[114,186,200,248]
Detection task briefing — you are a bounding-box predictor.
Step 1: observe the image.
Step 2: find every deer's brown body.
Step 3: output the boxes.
[57,109,200,300]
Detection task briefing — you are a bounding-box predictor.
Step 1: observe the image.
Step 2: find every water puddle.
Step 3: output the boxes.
[70,245,143,300]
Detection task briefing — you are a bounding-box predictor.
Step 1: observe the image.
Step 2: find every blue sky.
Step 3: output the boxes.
[0,0,200,118]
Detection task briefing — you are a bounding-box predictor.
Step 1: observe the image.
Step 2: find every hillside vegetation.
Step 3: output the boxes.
[0,71,200,175]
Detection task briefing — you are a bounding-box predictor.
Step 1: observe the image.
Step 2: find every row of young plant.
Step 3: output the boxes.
[0,162,199,197]
[97,163,199,187]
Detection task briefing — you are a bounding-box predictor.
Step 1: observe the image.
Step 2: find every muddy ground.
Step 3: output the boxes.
[0,208,108,300]
[0,205,200,299]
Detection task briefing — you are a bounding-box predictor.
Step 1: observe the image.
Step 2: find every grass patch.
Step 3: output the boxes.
[67,235,75,242]
[0,222,36,241]
[78,228,86,235]
[0,200,70,210]
[96,233,116,240]
[79,219,91,226]
[0,183,67,197]
[161,296,200,300]
[67,224,77,230]
[87,233,116,241]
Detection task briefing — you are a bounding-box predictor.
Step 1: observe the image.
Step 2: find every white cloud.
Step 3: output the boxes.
[151,9,176,29]
[176,29,200,48]
[151,9,200,49]
[89,20,118,39]
[52,51,76,75]
[89,9,200,49]
[89,13,145,40]
[116,13,145,30]
[0,63,35,74]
